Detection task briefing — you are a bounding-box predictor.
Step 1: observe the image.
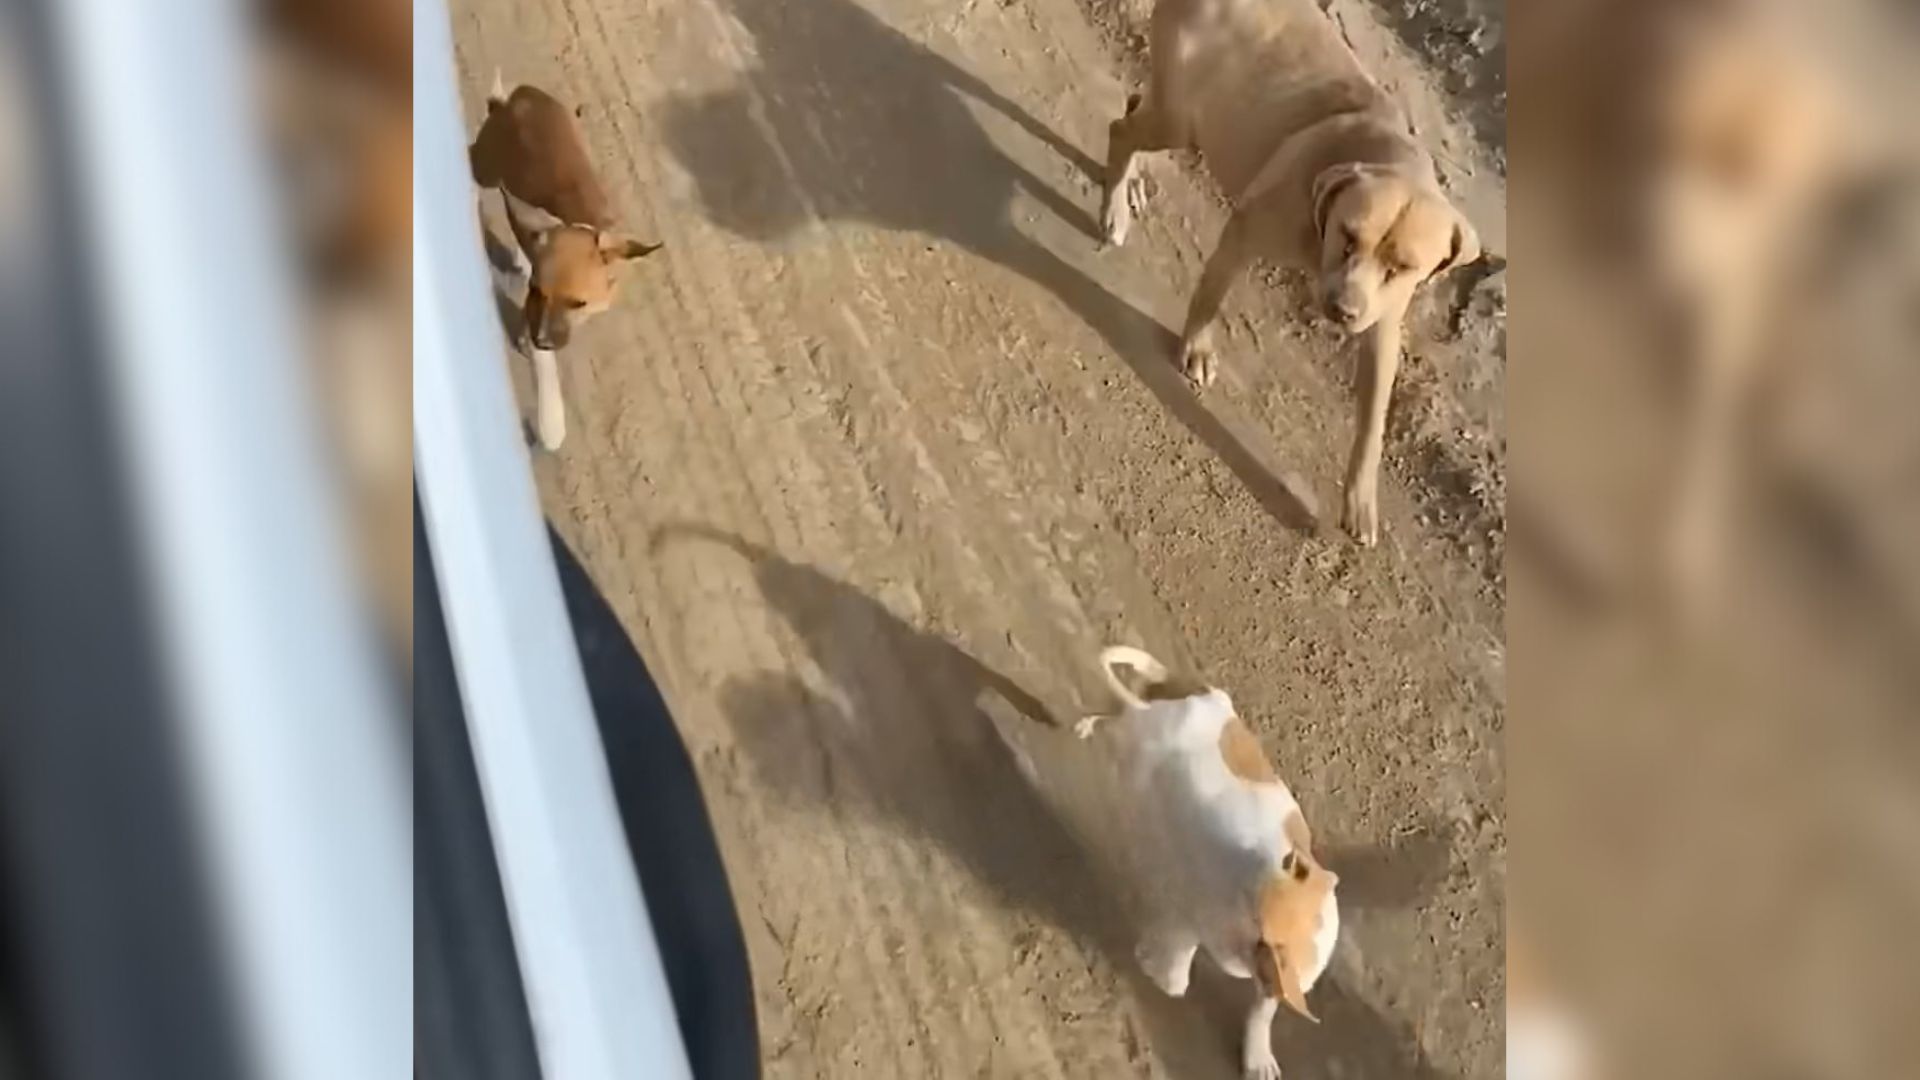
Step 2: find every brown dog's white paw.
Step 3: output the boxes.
[1179,336,1218,390]
[1074,715,1103,740]
[532,348,567,451]
[1343,475,1379,547]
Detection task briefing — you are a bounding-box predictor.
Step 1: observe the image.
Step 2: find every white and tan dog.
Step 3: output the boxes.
[1507,929,1595,1080]
[1076,646,1339,1080]
[470,73,662,450]
[1101,0,1483,545]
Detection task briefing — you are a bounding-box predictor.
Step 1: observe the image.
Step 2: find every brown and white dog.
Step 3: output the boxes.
[1077,646,1339,1080]
[1100,0,1483,545]
[469,73,662,450]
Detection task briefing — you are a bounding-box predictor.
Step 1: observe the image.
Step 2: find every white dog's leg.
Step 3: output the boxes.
[1136,925,1199,997]
[532,347,566,451]
[1241,993,1282,1080]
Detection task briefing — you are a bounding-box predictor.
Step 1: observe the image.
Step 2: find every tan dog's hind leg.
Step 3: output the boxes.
[1178,212,1255,389]
[1102,95,1175,247]
[1663,289,1760,623]
[1343,314,1407,546]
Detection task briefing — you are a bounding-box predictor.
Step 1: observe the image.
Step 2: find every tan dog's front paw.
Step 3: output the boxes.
[1243,1051,1282,1080]
[1101,172,1145,247]
[1343,474,1379,547]
[1180,337,1217,389]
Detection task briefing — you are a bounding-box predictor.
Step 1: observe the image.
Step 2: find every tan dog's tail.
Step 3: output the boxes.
[486,68,510,113]
[1097,645,1168,710]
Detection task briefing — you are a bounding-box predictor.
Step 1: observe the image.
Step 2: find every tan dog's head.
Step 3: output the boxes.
[507,192,662,351]
[1254,849,1341,1021]
[1312,163,1481,333]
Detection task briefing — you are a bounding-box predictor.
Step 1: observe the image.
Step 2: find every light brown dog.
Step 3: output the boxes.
[1101,0,1483,545]
[469,73,662,449]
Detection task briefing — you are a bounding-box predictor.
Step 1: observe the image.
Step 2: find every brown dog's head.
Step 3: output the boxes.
[1311,163,1481,333]
[507,192,662,351]
[1254,849,1341,1021]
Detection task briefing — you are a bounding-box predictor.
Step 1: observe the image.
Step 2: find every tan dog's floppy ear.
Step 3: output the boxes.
[600,233,664,262]
[1255,942,1320,1024]
[1312,163,1368,241]
[1429,211,1482,279]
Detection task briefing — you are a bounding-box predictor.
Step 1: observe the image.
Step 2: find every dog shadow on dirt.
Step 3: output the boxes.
[657,0,1317,532]
[656,523,1452,1078]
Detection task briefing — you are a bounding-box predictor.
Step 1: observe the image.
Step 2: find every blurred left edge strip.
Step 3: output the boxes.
[43,0,412,1079]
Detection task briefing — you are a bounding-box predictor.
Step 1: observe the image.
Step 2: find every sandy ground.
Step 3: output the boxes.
[447,0,1506,1076]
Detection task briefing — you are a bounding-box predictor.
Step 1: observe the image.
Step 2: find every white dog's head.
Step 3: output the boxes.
[1255,848,1341,1021]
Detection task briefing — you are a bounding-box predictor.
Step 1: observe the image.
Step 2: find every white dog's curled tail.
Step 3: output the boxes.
[487,69,510,112]
[1098,645,1168,710]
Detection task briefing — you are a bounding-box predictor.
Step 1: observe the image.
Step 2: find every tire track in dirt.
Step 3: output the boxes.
[450,0,1504,1074]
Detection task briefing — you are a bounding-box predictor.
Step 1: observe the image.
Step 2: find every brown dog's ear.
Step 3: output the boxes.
[1312,163,1368,241]
[1430,212,1483,278]
[600,233,664,262]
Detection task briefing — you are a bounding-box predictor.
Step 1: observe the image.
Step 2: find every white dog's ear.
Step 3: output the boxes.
[1257,943,1320,1023]
[1312,163,1369,240]
[502,188,567,245]
[1259,941,1320,1022]
[1279,964,1318,1023]
[1430,211,1483,278]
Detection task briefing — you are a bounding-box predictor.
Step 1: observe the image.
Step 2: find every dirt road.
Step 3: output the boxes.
[448,0,1505,1075]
